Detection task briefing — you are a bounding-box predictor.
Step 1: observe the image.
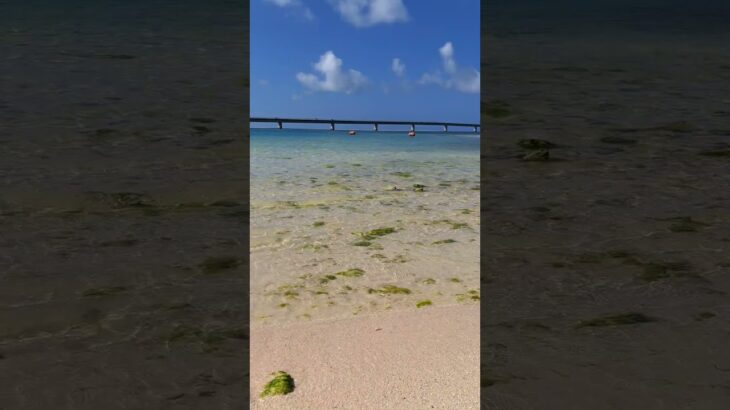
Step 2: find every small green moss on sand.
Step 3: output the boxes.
[416,300,432,308]
[368,285,411,295]
[336,268,364,278]
[319,275,337,284]
[260,371,295,398]
[422,278,436,285]
[313,221,325,227]
[352,240,372,247]
[576,312,655,328]
[355,227,397,240]
[433,239,457,245]
[199,256,241,274]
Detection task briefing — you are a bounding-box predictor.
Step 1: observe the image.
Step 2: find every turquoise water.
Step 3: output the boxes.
[251,128,479,179]
[250,127,480,325]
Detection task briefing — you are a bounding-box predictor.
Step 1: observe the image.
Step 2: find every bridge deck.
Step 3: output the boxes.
[250,117,479,131]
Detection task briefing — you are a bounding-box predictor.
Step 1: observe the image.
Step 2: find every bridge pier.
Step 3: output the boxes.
[373,123,378,132]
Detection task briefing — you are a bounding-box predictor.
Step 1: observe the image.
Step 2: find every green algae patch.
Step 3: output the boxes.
[368,285,411,295]
[522,149,550,161]
[449,277,461,283]
[312,221,325,227]
[319,274,337,284]
[81,286,127,297]
[433,239,457,245]
[391,171,412,178]
[421,278,436,285]
[352,240,372,247]
[667,217,710,233]
[456,290,480,302]
[638,261,694,282]
[335,268,364,278]
[302,243,329,252]
[699,149,730,158]
[355,227,397,240]
[260,371,295,398]
[695,311,716,321]
[576,313,655,328]
[412,184,426,192]
[518,139,555,149]
[416,300,432,308]
[199,256,241,273]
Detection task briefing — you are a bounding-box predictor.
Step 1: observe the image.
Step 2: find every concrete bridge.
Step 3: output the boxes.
[250,117,480,133]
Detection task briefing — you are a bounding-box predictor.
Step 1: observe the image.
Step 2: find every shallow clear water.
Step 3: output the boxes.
[250,128,480,325]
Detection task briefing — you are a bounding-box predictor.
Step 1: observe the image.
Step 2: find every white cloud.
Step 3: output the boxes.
[418,72,443,86]
[264,0,315,21]
[420,42,480,94]
[296,51,368,94]
[439,42,456,74]
[391,58,405,76]
[330,0,409,27]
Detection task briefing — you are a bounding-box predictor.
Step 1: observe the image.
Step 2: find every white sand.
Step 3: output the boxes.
[250,304,479,409]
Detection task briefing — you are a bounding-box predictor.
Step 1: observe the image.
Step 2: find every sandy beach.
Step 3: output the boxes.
[249,129,481,407]
[250,304,479,409]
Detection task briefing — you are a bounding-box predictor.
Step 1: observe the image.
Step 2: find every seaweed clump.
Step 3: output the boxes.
[335,268,365,278]
[416,300,432,308]
[576,312,655,328]
[260,371,295,398]
[667,217,710,233]
[368,285,411,295]
[518,139,555,149]
[355,227,397,240]
[199,256,241,274]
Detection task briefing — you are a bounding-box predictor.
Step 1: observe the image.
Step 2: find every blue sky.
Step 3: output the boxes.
[251,0,479,123]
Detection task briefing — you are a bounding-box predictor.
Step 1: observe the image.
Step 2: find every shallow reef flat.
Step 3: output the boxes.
[250,132,480,326]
